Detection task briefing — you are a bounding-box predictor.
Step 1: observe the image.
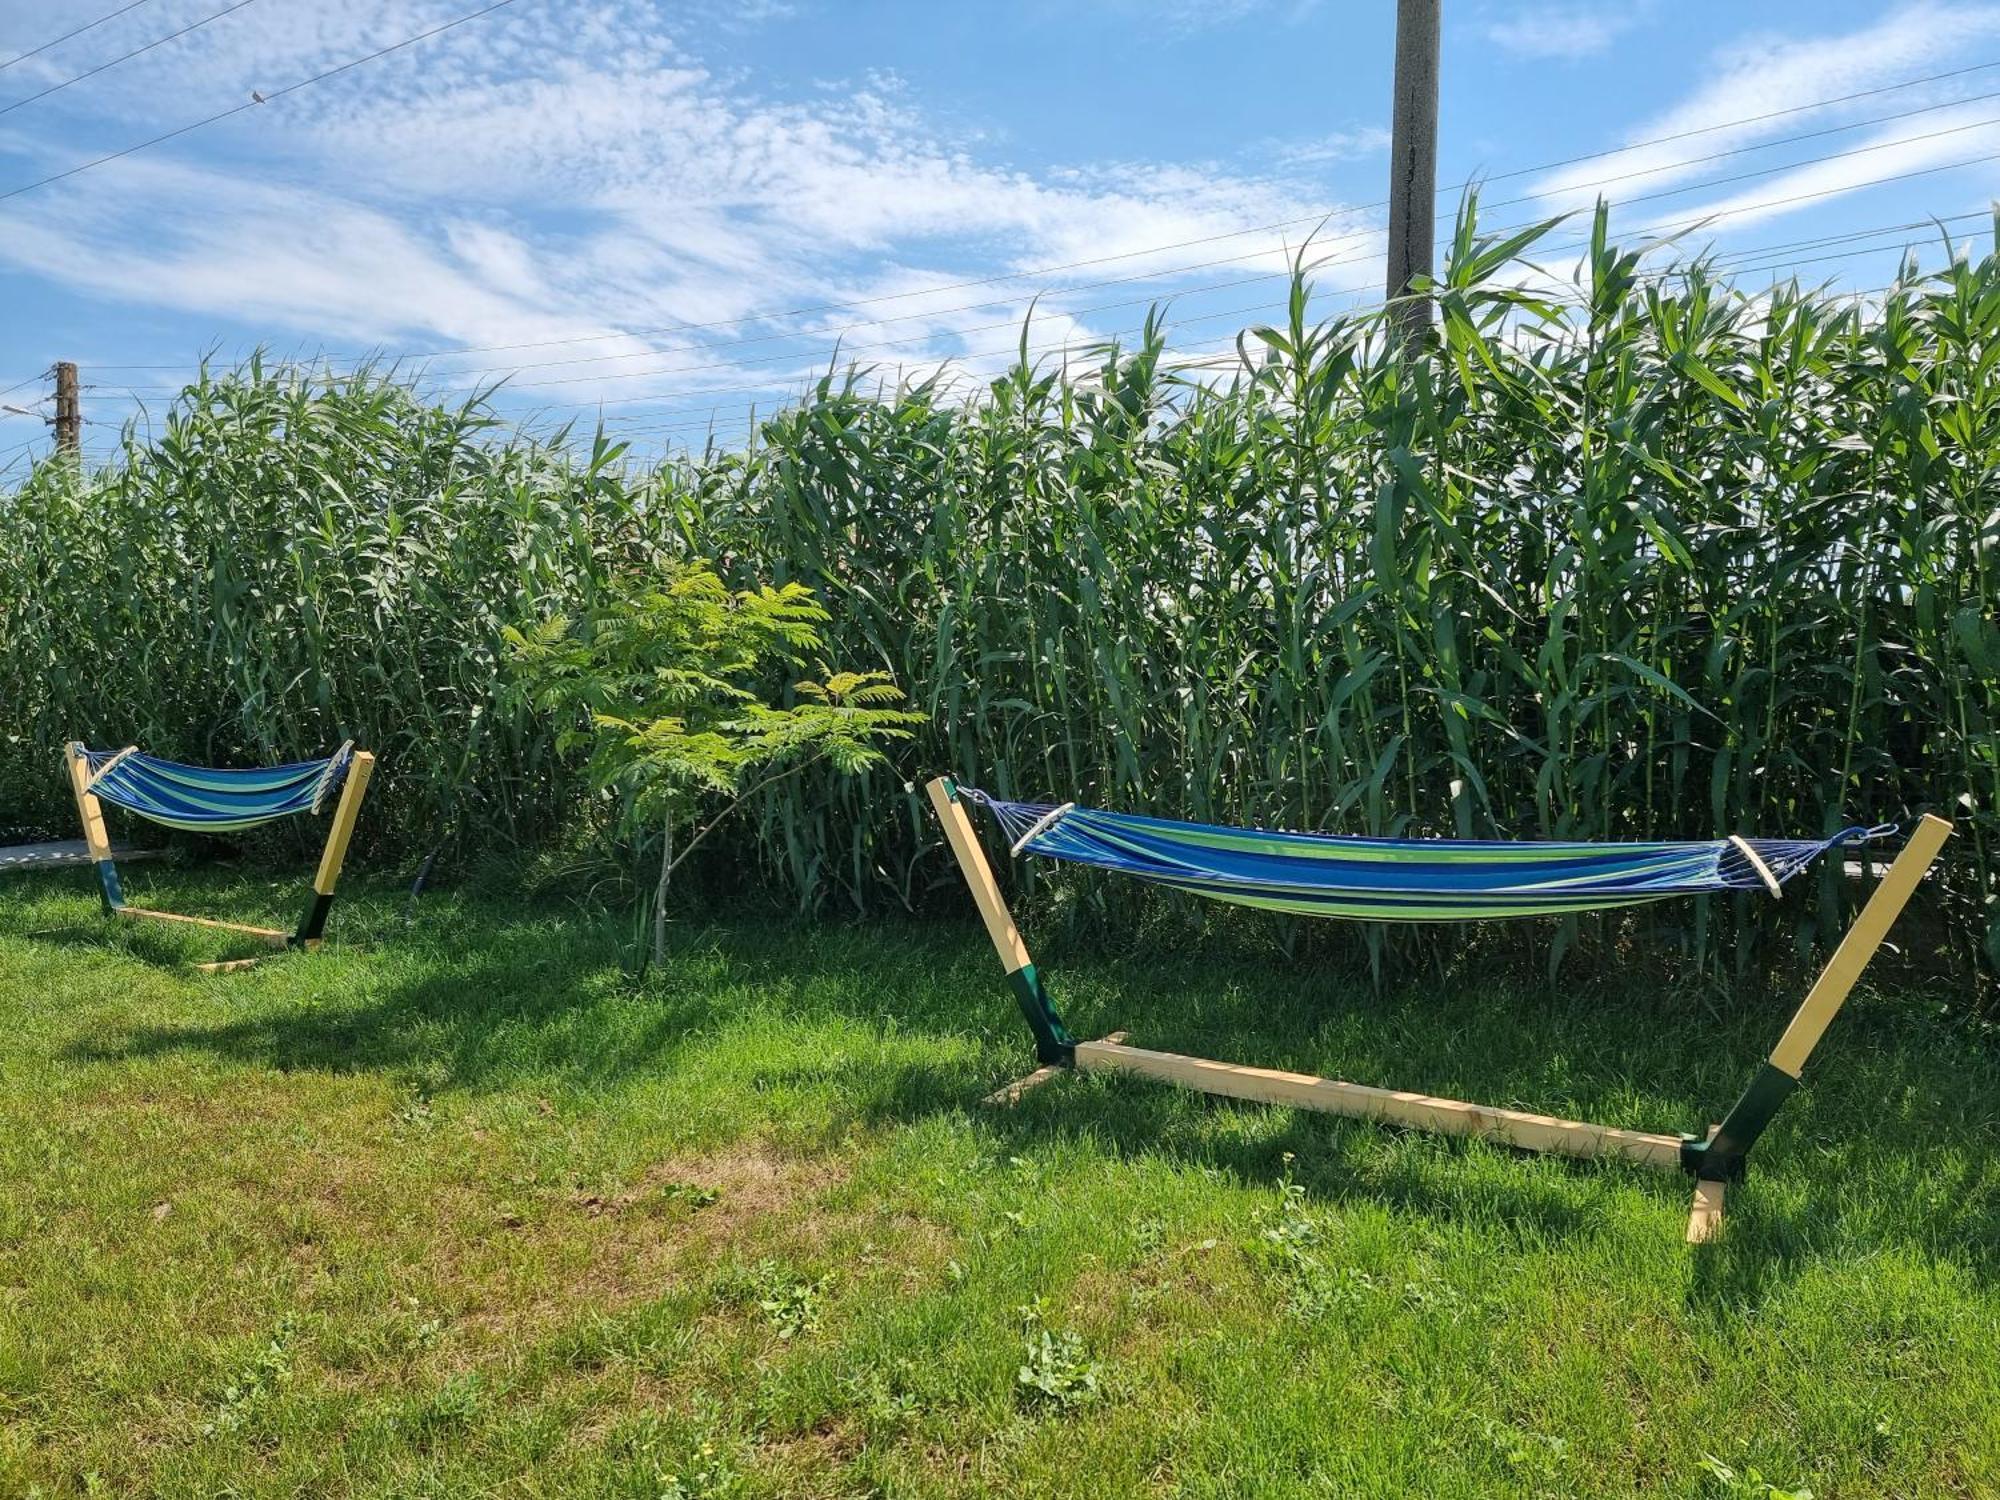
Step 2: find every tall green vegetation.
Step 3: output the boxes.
[1,208,1993,974]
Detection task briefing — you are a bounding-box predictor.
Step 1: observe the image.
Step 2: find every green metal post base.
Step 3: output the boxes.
[1008,964,1076,1066]
[93,859,124,915]
[1680,1061,1801,1182]
[293,891,335,947]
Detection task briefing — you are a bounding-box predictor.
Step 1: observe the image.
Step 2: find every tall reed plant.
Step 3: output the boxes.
[2,205,1992,977]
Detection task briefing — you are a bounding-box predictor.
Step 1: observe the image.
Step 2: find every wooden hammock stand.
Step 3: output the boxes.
[64,742,376,973]
[926,776,1953,1244]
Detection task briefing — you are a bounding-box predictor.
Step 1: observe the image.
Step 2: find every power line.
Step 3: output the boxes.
[0,369,52,398]
[82,58,2000,389]
[0,0,521,205]
[242,52,2000,367]
[397,88,2000,385]
[164,126,1997,402]
[98,190,1989,416]
[0,0,263,120]
[434,145,2000,402]
[580,206,2000,428]
[86,129,2000,408]
[0,0,157,75]
[76,51,1990,378]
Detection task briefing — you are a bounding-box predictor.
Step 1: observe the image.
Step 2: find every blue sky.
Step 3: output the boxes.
[4,0,2000,464]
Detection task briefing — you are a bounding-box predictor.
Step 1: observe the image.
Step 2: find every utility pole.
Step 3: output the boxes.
[1384,0,1440,341]
[52,361,80,453]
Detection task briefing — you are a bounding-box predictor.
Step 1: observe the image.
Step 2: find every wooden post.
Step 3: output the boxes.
[1686,1179,1727,1244]
[63,741,123,912]
[927,777,1033,971]
[926,776,1075,1064]
[1684,813,1955,1217]
[1384,0,1440,340]
[296,750,375,946]
[1767,814,1952,1077]
[52,361,80,453]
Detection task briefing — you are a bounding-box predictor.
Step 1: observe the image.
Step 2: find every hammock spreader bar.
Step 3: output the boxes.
[926,776,1952,1246]
[63,742,376,971]
[964,788,1891,922]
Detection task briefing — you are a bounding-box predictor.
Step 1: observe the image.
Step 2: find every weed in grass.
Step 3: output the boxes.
[1479,1417,1571,1490]
[723,1259,827,1340]
[655,1440,740,1500]
[1244,1153,1376,1321]
[407,1371,485,1441]
[204,1316,298,1438]
[662,1180,721,1209]
[1701,1453,1815,1500]
[843,1357,926,1436]
[1014,1300,1101,1411]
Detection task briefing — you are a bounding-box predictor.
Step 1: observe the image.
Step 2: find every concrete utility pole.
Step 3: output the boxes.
[1384,0,1441,341]
[52,361,80,453]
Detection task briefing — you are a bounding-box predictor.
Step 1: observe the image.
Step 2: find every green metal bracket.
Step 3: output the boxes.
[1680,1061,1801,1181]
[93,858,124,915]
[1008,963,1076,1066]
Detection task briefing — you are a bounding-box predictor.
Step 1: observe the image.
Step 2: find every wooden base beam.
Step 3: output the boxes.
[1686,1179,1727,1243]
[116,906,290,945]
[1072,1039,1687,1171]
[982,1032,1126,1108]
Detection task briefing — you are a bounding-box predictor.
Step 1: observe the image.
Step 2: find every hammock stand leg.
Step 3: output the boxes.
[1676,813,1952,1242]
[292,750,376,950]
[63,742,125,915]
[927,777,1076,1069]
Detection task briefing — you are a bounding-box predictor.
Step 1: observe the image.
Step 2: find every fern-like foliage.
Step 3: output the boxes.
[503,561,921,848]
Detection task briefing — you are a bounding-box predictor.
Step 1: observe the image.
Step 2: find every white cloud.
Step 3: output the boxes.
[0,0,1373,423]
[1269,127,1394,169]
[1530,2,2000,214]
[1484,5,1645,61]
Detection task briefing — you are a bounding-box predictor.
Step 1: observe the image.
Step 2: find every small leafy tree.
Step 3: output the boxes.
[506,564,920,963]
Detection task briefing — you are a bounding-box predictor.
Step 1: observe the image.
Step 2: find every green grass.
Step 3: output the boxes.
[1,868,1996,1497]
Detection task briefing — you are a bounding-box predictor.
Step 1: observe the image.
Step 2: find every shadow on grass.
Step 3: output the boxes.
[54,885,2000,1278]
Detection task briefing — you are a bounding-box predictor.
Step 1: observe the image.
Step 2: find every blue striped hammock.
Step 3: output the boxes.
[965,790,1891,921]
[79,744,355,834]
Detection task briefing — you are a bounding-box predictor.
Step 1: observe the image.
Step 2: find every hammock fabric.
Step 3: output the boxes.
[965,790,1890,921]
[80,745,354,834]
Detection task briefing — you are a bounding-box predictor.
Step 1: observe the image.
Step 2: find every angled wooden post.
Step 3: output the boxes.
[927,776,1075,1066]
[1682,814,1953,1241]
[1768,814,1952,1076]
[294,750,375,948]
[63,741,124,913]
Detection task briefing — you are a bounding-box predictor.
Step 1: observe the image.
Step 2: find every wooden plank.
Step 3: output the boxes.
[194,956,274,975]
[982,1031,1127,1107]
[0,840,161,874]
[63,743,115,864]
[1073,1040,1686,1171]
[311,750,376,896]
[926,778,1034,975]
[1768,814,1952,1078]
[1685,1179,1727,1243]
[117,906,290,943]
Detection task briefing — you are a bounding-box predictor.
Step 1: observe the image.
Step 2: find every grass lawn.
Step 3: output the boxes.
[1,869,1996,1498]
